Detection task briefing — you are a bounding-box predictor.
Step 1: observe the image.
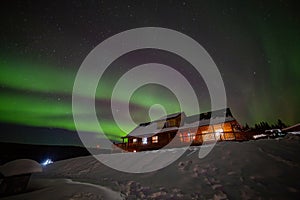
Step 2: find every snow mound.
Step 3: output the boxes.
[1,178,124,200]
[0,159,42,177]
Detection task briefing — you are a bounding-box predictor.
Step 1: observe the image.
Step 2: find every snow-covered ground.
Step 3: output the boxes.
[4,134,300,199]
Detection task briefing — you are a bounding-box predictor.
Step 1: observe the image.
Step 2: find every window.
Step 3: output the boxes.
[189,132,196,140]
[222,123,232,132]
[180,132,195,142]
[133,138,137,143]
[215,132,221,138]
[152,136,158,143]
[215,129,223,133]
[142,137,148,144]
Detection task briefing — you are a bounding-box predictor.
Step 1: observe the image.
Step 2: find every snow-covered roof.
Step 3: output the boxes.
[179,116,236,130]
[282,123,300,132]
[127,112,185,137]
[155,112,185,121]
[127,122,160,138]
[185,108,233,123]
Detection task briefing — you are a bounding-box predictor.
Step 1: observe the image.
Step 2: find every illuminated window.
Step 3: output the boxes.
[222,123,232,132]
[133,138,137,143]
[142,137,148,144]
[188,132,195,140]
[191,134,196,140]
[152,136,158,143]
[215,129,223,139]
[180,132,195,142]
[215,129,223,133]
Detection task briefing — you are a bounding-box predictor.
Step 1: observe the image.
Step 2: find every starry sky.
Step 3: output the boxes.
[0,0,299,146]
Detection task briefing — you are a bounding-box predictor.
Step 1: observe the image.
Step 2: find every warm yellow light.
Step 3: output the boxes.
[152,136,158,143]
[215,129,223,132]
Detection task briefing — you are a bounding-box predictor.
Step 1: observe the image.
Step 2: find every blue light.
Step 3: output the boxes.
[41,158,53,166]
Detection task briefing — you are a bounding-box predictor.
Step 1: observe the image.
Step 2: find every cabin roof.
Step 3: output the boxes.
[180,116,236,130]
[125,108,236,138]
[282,123,300,132]
[185,108,233,124]
[155,112,185,121]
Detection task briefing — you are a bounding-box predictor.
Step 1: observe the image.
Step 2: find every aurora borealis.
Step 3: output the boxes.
[0,0,299,146]
[0,59,182,140]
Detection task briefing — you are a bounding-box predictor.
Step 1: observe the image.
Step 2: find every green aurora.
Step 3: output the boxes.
[0,59,182,141]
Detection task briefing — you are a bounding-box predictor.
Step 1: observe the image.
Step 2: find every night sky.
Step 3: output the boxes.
[0,0,299,146]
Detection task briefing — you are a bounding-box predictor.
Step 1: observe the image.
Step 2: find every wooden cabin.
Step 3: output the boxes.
[115,108,243,152]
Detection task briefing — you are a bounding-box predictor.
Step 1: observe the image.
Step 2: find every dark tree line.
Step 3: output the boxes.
[242,119,287,132]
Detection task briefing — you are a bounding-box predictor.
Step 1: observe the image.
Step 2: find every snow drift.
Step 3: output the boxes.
[3,135,300,199]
